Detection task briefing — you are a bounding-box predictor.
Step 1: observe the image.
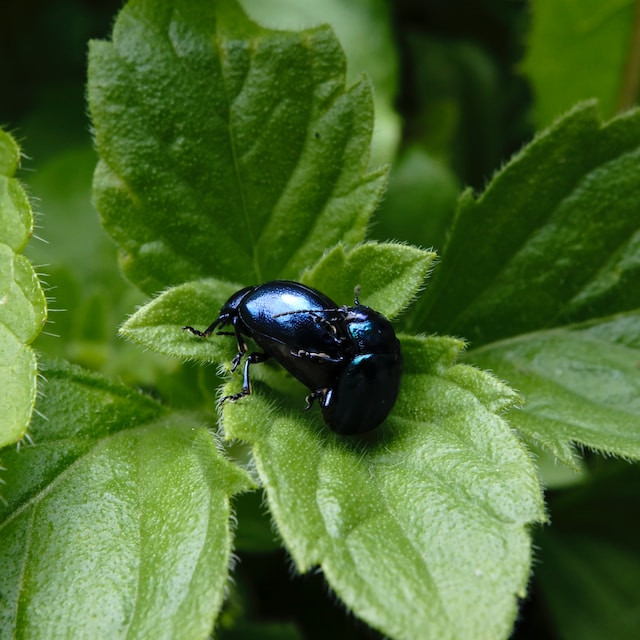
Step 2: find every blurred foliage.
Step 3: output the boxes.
[523,0,638,126]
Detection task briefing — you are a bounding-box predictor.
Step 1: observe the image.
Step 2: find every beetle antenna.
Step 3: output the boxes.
[354,284,361,305]
[183,317,221,338]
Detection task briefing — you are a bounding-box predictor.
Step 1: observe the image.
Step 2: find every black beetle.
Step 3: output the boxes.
[183,280,402,434]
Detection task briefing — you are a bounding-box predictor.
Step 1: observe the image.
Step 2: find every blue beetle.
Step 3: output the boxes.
[183,280,402,434]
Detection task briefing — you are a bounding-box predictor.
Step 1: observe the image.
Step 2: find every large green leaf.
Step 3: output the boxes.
[221,336,545,640]
[413,103,640,467]
[0,129,47,447]
[90,4,545,637]
[118,237,541,638]
[470,312,640,468]
[523,0,637,126]
[414,102,640,345]
[0,359,252,639]
[88,0,386,295]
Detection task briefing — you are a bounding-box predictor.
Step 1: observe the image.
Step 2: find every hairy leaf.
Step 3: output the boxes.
[0,129,47,447]
[414,103,640,465]
[121,277,240,361]
[415,102,640,345]
[301,242,436,319]
[222,336,545,640]
[469,311,640,468]
[0,360,252,639]
[88,0,386,295]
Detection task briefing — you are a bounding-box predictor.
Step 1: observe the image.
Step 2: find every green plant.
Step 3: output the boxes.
[1,1,639,638]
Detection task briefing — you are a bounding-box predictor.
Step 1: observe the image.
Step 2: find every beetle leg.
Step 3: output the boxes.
[229,328,250,372]
[183,316,221,338]
[221,351,269,404]
[305,388,330,411]
[312,315,343,341]
[304,393,316,410]
[230,351,244,372]
[290,349,343,363]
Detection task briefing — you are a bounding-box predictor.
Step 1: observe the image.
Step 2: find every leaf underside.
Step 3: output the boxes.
[469,311,640,468]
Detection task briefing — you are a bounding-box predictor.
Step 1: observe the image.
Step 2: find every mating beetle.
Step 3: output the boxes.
[183,280,402,435]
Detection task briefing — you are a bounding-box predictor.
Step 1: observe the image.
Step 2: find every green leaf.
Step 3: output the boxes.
[411,102,640,466]
[0,131,19,177]
[301,241,436,319]
[222,335,545,640]
[121,277,240,361]
[523,0,637,126]
[238,0,401,165]
[0,129,47,448]
[527,441,587,490]
[88,0,386,295]
[469,312,640,468]
[0,359,252,639]
[414,102,640,346]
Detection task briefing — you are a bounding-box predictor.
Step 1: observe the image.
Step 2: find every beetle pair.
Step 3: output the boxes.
[184,280,402,435]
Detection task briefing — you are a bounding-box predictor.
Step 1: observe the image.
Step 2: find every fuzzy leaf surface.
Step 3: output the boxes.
[302,242,436,320]
[0,360,251,639]
[121,277,241,361]
[88,0,386,294]
[415,103,640,345]
[411,103,640,464]
[0,129,47,447]
[222,336,545,640]
[469,312,640,467]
